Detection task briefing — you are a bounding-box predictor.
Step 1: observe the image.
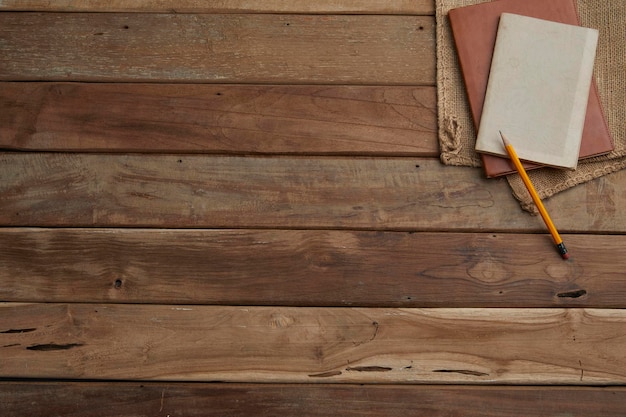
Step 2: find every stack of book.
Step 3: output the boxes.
[448,0,613,178]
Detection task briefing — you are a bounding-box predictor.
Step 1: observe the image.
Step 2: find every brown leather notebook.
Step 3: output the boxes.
[449,0,613,178]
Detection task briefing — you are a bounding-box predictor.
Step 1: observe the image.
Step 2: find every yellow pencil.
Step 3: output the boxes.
[500,131,569,260]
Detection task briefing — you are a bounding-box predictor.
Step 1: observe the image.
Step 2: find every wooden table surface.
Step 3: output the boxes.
[2,1,626,415]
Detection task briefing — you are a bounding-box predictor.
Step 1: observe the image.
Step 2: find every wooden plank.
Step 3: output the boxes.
[1,303,625,384]
[0,13,435,84]
[0,0,435,14]
[0,83,437,155]
[2,382,626,417]
[2,154,626,232]
[1,228,624,308]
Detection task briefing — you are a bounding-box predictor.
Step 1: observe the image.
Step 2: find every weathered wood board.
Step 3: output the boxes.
[0,13,435,84]
[0,228,623,307]
[2,154,625,231]
[0,83,437,154]
[2,304,625,384]
[2,382,625,417]
[0,0,435,14]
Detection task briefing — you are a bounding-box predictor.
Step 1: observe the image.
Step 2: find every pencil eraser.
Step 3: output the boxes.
[556,242,569,260]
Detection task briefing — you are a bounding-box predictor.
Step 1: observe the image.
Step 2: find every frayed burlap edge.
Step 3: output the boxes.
[509,159,626,212]
[436,0,482,169]
[436,0,626,213]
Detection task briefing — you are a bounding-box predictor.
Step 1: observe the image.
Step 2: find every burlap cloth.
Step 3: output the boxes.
[436,0,626,212]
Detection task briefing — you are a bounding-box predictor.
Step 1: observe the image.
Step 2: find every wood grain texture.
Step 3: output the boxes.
[0,13,435,84]
[2,0,623,410]
[2,153,626,232]
[0,83,437,155]
[2,382,626,417]
[1,304,625,384]
[0,0,434,14]
[1,228,624,307]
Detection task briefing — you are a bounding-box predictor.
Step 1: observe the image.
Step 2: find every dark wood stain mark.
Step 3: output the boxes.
[308,370,342,378]
[26,343,84,351]
[433,369,489,377]
[557,289,587,298]
[346,366,392,372]
[1,328,37,334]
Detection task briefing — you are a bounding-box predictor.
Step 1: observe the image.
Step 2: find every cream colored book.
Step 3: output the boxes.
[475,13,599,170]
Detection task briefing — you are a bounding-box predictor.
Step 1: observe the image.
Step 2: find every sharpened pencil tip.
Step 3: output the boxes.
[499,131,510,147]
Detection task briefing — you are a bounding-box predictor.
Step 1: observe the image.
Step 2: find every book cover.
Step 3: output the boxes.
[475,13,598,169]
[449,0,613,176]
